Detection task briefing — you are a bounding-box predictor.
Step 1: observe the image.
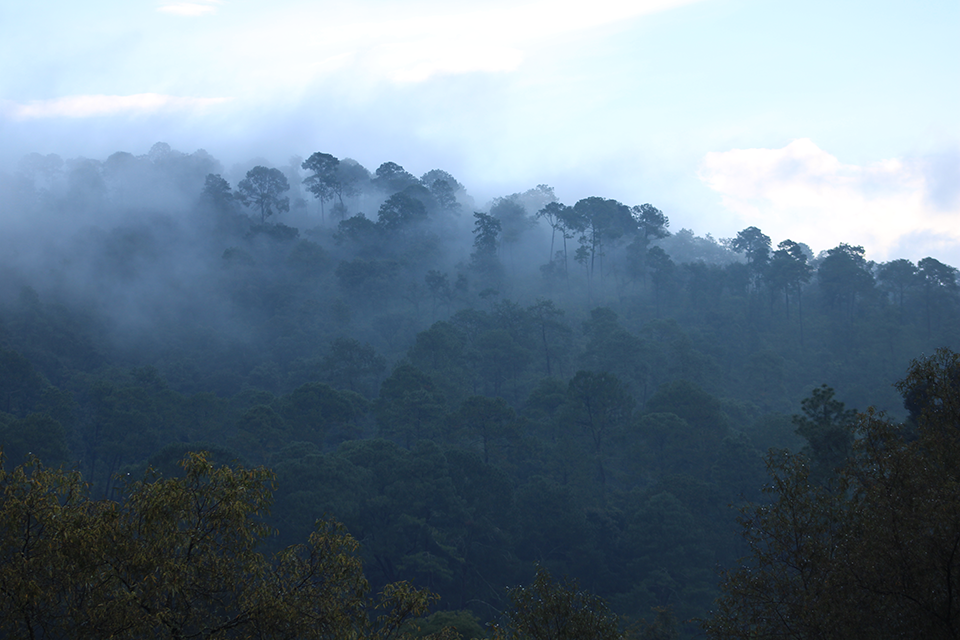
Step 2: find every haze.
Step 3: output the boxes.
[1,0,958,264]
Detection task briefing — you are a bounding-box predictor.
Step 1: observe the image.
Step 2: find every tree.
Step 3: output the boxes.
[792,384,857,486]
[729,226,771,292]
[877,258,917,323]
[703,349,960,640]
[632,203,670,247]
[428,179,461,216]
[563,370,634,491]
[491,566,623,640]
[647,246,676,316]
[490,196,534,251]
[528,298,571,378]
[625,204,670,289]
[236,166,290,223]
[766,240,812,343]
[374,162,419,194]
[374,363,446,448]
[470,212,503,285]
[917,256,959,335]
[535,201,570,267]
[456,396,516,465]
[817,243,874,318]
[377,192,429,234]
[321,337,387,398]
[0,452,436,640]
[302,152,340,222]
[572,197,636,291]
[200,173,236,213]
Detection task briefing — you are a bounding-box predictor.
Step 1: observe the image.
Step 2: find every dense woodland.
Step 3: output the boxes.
[0,143,959,638]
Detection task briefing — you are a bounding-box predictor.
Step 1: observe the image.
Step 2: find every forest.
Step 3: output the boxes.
[0,142,958,639]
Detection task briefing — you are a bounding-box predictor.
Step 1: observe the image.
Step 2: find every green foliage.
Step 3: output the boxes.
[4,141,960,637]
[491,566,623,640]
[564,370,634,490]
[0,452,435,640]
[791,384,856,486]
[704,349,960,639]
[375,364,446,447]
[0,412,70,467]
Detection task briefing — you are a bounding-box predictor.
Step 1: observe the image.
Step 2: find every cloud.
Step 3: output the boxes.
[362,38,524,83]
[157,1,222,17]
[247,0,706,86]
[1,94,234,120]
[699,139,960,264]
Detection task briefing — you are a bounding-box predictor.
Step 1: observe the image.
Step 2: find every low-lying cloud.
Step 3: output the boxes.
[699,138,960,265]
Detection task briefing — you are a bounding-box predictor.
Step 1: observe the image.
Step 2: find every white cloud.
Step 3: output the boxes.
[157,1,222,17]
[699,139,960,264]
[362,38,524,83]
[240,0,706,86]
[0,94,233,119]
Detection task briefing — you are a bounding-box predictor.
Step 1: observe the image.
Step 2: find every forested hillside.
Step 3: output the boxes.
[1,143,958,637]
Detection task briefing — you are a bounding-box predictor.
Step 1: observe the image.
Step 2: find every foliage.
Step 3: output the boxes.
[236,166,290,224]
[491,566,623,640]
[0,451,436,639]
[704,349,960,639]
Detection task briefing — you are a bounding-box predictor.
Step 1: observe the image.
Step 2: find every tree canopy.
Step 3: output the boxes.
[0,451,436,640]
[704,349,960,640]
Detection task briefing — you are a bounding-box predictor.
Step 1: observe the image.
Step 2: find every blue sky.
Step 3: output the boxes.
[2,0,957,264]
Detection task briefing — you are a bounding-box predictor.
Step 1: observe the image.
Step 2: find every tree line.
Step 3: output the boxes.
[1,142,958,638]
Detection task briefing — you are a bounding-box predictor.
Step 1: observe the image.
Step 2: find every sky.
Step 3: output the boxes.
[1,0,958,265]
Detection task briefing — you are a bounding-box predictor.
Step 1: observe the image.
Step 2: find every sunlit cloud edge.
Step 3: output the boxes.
[698,138,960,263]
[1,94,235,120]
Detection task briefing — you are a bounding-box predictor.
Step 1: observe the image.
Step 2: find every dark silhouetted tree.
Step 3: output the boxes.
[236,166,290,223]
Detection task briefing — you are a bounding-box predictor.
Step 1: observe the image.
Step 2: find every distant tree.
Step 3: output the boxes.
[490,196,535,258]
[302,152,340,222]
[730,226,771,288]
[335,213,381,252]
[456,396,516,464]
[917,256,959,335]
[648,246,676,316]
[528,298,571,378]
[632,203,670,246]
[421,169,463,193]
[199,173,235,212]
[377,191,429,234]
[817,243,874,318]
[236,166,290,223]
[425,270,453,318]
[470,212,503,286]
[373,162,419,194]
[563,370,634,491]
[625,204,670,289]
[280,382,369,445]
[572,197,636,292]
[375,363,445,447]
[321,337,387,398]
[536,201,569,266]
[428,179,461,215]
[792,384,857,487]
[877,258,918,323]
[336,158,371,210]
[767,239,813,344]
